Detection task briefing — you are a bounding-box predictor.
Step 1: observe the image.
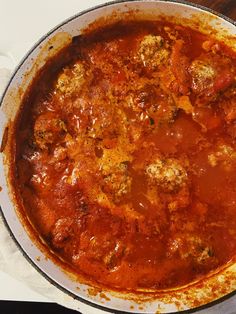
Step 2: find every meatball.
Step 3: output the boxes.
[51,217,74,248]
[189,54,234,100]
[102,162,132,201]
[77,214,125,270]
[208,144,236,168]
[146,158,187,192]
[168,234,214,264]
[34,112,67,149]
[189,59,216,94]
[138,35,169,69]
[130,84,177,125]
[51,146,67,162]
[55,62,85,97]
[81,234,125,269]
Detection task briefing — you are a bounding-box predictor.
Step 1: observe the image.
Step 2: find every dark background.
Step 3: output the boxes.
[1,0,235,313]
[1,301,78,314]
[191,0,236,19]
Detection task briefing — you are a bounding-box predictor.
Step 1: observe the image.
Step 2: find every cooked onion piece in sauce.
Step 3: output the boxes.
[13,21,236,291]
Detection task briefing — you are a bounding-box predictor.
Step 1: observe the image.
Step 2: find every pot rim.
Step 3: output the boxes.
[0,1,236,313]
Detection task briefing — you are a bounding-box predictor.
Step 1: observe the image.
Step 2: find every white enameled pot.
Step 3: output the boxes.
[0,1,236,313]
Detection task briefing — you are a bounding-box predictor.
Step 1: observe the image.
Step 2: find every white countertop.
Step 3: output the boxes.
[0,0,106,70]
[0,270,51,302]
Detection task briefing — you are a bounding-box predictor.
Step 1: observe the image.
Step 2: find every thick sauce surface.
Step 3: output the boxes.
[14,21,236,290]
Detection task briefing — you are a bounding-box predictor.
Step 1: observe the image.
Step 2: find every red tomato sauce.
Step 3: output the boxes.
[13,20,236,290]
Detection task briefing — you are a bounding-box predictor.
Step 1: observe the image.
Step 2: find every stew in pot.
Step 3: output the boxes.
[13,20,236,290]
